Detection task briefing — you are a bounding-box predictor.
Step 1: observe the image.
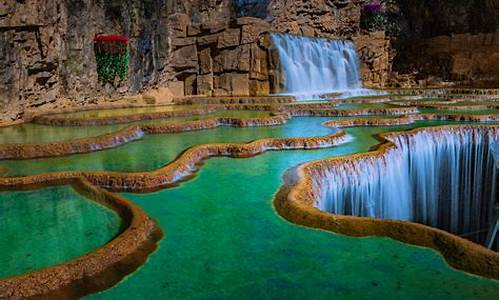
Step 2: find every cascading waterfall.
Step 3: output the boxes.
[316,128,499,248]
[271,33,377,100]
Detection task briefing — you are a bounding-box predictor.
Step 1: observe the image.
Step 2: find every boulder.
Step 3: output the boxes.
[171,44,198,70]
[197,74,214,96]
[142,87,174,104]
[198,47,213,75]
[168,13,190,38]
[214,73,249,96]
[197,33,219,46]
[218,28,241,48]
[213,44,250,73]
[187,24,201,36]
[249,80,270,96]
[184,74,197,95]
[250,44,268,80]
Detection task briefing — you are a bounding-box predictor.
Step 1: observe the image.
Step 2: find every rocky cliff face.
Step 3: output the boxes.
[0,0,498,124]
[1,0,173,122]
[392,0,499,87]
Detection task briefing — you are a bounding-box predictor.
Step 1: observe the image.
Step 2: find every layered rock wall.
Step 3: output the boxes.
[0,0,498,124]
[0,0,175,122]
[392,0,499,87]
[169,15,271,97]
[393,32,498,87]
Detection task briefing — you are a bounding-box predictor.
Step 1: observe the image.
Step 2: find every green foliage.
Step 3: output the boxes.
[95,52,129,83]
[363,14,385,31]
[361,1,386,32]
[94,37,129,84]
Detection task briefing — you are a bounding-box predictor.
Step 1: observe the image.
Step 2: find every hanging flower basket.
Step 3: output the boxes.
[94,35,129,83]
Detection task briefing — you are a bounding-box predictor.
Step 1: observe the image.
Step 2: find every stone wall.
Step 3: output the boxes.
[168,15,271,97]
[352,31,392,88]
[391,0,499,87]
[0,0,176,123]
[393,32,499,87]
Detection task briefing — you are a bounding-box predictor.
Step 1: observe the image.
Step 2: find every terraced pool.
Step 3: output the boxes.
[0,186,121,278]
[0,95,497,299]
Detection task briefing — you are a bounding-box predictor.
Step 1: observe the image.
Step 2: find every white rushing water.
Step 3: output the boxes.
[271,33,379,100]
[315,128,499,247]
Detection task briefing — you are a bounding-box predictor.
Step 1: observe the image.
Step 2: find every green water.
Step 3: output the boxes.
[54,105,276,120]
[335,103,395,110]
[0,111,272,145]
[131,110,273,127]
[0,114,497,299]
[0,117,335,176]
[0,186,121,278]
[419,108,499,115]
[0,118,494,177]
[53,105,199,119]
[0,123,123,144]
[86,120,497,299]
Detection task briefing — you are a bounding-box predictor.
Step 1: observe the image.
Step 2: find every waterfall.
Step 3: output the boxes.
[271,33,377,100]
[316,127,499,248]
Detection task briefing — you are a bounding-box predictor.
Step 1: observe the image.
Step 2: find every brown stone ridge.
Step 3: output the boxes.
[0,178,163,299]
[389,99,499,110]
[323,113,499,128]
[0,106,488,161]
[0,113,290,160]
[0,130,349,193]
[141,114,291,134]
[420,104,499,111]
[289,106,419,116]
[344,95,423,103]
[274,125,499,279]
[386,88,499,96]
[0,104,413,160]
[31,103,288,127]
[0,126,145,160]
[174,95,295,105]
[32,107,221,126]
[30,100,408,128]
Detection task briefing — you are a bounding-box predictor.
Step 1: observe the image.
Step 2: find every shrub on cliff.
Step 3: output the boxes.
[94,35,129,84]
[361,1,386,31]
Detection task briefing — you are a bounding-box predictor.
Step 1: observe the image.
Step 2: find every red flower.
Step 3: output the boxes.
[94,35,128,55]
[94,35,128,42]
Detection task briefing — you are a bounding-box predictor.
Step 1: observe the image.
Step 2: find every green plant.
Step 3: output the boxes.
[94,35,129,83]
[361,1,386,31]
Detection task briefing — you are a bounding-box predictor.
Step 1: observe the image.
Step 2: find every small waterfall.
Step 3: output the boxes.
[316,128,499,248]
[271,33,377,100]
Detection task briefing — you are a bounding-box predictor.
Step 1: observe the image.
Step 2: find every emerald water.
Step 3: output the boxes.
[0,123,122,144]
[0,111,272,145]
[0,117,334,176]
[419,108,499,115]
[87,121,497,299]
[53,105,199,119]
[0,113,497,299]
[0,186,121,278]
[0,117,483,177]
[335,103,396,109]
